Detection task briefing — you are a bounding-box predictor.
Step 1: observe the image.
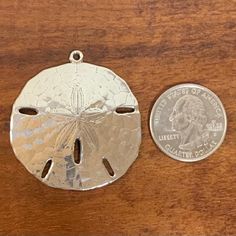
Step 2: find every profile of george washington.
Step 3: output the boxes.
[169,95,209,150]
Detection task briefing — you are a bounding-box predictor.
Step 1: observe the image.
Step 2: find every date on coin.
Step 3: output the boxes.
[150,84,227,162]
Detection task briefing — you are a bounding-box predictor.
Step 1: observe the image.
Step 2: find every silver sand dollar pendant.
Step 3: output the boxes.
[10,50,141,190]
[150,83,227,162]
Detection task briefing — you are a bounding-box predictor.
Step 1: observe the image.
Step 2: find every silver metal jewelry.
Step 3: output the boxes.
[10,50,141,190]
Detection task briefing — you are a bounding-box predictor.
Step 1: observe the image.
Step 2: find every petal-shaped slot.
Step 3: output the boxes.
[41,159,52,178]
[19,107,38,115]
[103,158,115,177]
[115,107,135,114]
[74,138,82,164]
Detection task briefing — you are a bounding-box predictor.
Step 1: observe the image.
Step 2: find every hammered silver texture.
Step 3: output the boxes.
[150,83,227,162]
[10,51,141,190]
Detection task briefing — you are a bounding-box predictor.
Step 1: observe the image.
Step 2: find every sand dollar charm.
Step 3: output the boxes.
[10,50,141,190]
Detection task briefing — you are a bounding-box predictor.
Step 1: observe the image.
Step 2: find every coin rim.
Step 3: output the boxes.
[149,83,227,162]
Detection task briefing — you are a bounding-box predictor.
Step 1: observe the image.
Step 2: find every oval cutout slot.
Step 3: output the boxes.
[41,159,52,178]
[19,107,38,115]
[115,107,135,114]
[74,138,82,164]
[103,158,115,177]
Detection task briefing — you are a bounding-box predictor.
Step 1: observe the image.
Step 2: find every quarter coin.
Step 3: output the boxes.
[150,83,227,162]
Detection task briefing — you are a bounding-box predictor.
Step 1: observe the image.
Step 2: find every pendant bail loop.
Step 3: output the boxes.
[69,50,84,64]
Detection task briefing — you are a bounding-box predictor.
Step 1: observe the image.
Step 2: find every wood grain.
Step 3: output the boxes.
[0,0,236,235]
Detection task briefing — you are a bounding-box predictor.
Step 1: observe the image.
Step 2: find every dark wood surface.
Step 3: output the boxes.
[0,1,236,235]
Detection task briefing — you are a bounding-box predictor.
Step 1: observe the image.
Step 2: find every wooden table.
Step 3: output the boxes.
[0,1,235,235]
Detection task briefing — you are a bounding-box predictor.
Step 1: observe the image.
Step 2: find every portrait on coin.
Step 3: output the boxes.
[169,95,209,150]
